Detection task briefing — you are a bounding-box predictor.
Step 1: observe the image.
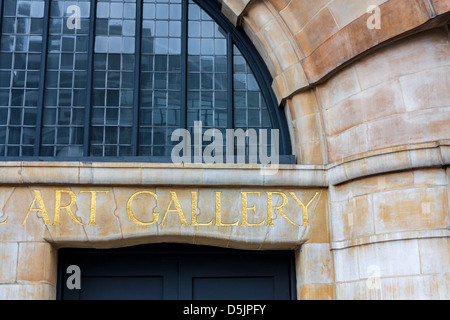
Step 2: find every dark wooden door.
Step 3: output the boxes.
[57,244,295,300]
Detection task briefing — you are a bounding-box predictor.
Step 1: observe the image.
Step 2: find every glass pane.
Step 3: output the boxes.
[0,0,45,156]
[139,0,182,156]
[233,45,272,158]
[186,0,228,158]
[41,0,91,158]
[91,0,136,157]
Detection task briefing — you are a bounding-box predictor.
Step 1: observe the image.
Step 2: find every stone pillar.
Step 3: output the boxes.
[0,242,57,299]
[330,169,449,299]
[296,243,335,300]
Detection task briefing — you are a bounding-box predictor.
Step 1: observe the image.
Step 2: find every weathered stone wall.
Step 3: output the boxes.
[330,169,449,299]
[0,0,449,300]
[318,28,450,163]
[0,242,57,299]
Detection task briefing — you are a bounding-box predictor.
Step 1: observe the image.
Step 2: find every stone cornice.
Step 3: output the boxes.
[0,140,448,187]
[330,228,450,250]
[327,140,450,185]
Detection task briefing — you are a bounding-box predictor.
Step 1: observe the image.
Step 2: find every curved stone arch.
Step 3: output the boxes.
[222,0,449,99]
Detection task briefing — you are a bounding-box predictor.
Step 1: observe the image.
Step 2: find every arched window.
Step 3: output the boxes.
[0,0,293,163]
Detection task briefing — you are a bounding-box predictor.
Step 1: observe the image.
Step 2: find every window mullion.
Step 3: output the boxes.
[227,34,234,130]
[181,0,188,130]
[83,0,97,157]
[33,0,51,157]
[132,0,142,156]
[0,0,4,47]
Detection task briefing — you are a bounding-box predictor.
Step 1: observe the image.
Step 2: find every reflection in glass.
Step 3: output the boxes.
[0,0,45,156]
[187,0,227,138]
[91,0,136,157]
[41,0,90,157]
[139,0,182,157]
[0,0,279,161]
[233,45,272,157]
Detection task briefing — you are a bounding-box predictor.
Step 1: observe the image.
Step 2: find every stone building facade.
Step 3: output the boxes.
[0,0,449,299]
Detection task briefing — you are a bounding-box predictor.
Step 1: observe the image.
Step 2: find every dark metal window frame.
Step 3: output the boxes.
[0,0,294,164]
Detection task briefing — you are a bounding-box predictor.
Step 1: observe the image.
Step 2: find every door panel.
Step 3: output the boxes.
[192,277,275,300]
[80,277,164,300]
[58,244,295,300]
[60,253,179,300]
[178,253,291,300]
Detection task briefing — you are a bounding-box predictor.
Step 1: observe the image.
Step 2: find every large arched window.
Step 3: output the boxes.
[0,0,293,163]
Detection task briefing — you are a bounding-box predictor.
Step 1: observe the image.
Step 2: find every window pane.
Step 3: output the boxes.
[187,0,228,157]
[91,0,136,157]
[233,45,272,158]
[139,0,182,156]
[0,0,45,156]
[41,0,90,158]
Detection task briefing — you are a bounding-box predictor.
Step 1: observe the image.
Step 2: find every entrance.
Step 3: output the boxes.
[57,244,296,300]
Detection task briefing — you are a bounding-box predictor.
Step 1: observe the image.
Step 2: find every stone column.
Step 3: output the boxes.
[0,241,57,299]
[330,169,450,299]
[296,243,335,300]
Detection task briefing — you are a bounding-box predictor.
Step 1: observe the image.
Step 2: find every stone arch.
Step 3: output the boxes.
[218,0,450,165]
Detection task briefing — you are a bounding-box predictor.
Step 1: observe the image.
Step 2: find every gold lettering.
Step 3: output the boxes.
[22,190,51,225]
[191,191,213,226]
[0,216,8,225]
[215,191,239,226]
[54,190,83,225]
[241,192,264,226]
[79,190,109,225]
[126,191,159,226]
[267,192,298,226]
[160,191,188,226]
[16,188,319,228]
[289,191,320,226]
